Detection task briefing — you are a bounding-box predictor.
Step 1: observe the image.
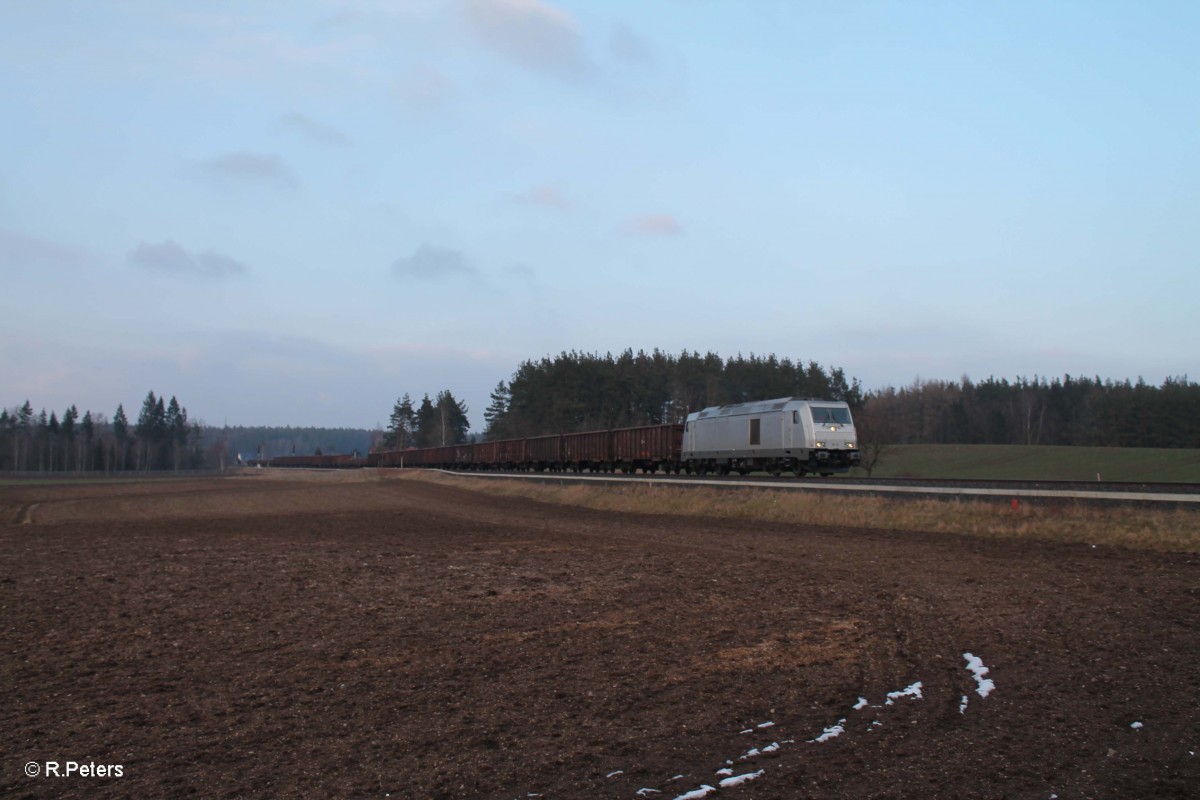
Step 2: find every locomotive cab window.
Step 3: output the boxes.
[811,406,852,425]
[792,410,799,424]
[749,418,761,446]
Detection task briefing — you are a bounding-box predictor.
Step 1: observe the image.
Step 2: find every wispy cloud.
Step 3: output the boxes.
[461,0,591,79]
[280,112,351,146]
[610,23,655,67]
[515,183,570,211]
[0,228,87,268]
[392,244,478,281]
[396,64,457,112]
[195,152,298,188]
[128,240,249,278]
[625,214,683,237]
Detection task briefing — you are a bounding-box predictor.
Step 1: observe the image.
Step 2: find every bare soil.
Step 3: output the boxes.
[2,470,1197,799]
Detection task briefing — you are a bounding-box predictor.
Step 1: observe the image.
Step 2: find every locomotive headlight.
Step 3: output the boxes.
[847,442,856,448]
[815,441,825,448]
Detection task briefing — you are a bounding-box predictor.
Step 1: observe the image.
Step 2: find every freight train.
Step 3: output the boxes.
[267,397,860,477]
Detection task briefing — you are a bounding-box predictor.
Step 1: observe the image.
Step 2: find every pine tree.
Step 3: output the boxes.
[113,404,129,471]
[61,406,77,471]
[414,394,437,447]
[435,390,470,445]
[483,382,511,439]
[80,410,95,471]
[385,394,417,449]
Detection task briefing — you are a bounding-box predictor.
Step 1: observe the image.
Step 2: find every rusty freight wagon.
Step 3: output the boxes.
[472,440,501,469]
[610,423,682,474]
[561,430,611,472]
[525,434,562,471]
[270,453,363,469]
[497,438,528,470]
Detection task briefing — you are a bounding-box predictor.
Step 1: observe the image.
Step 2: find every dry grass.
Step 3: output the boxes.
[399,471,1200,553]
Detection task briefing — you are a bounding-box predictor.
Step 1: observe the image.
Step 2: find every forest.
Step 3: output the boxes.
[389,350,1199,451]
[5,350,1198,473]
[0,391,375,473]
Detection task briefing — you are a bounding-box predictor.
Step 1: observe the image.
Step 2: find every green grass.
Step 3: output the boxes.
[854,444,1200,482]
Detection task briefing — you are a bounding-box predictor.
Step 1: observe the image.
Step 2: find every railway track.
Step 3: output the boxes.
[428,469,1200,507]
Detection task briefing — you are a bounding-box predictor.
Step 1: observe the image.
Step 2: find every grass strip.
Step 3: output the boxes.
[405,471,1200,554]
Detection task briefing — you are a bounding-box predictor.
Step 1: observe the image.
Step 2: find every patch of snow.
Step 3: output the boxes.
[672,785,716,800]
[719,770,765,788]
[853,697,869,710]
[811,720,846,743]
[885,681,924,704]
[714,768,733,776]
[1130,721,1143,729]
[738,741,779,761]
[757,721,775,728]
[739,729,753,735]
[963,653,995,698]
[607,770,624,778]
[959,695,969,714]
[636,790,662,797]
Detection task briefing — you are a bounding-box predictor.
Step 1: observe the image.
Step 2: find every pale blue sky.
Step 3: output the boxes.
[2,0,1197,428]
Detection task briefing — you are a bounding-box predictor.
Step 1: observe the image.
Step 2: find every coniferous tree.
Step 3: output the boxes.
[80,410,95,471]
[384,394,417,449]
[435,390,470,445]
[414,394,437,447]
[483,382,511,440]
[61,406,77,471]
[113,404,129,471]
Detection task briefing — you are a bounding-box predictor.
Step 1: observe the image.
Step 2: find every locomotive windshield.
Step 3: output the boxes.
[810,406,852,425]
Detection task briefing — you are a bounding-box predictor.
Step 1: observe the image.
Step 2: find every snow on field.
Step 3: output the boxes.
[634,660,1001,798]
[811,720,846,743]
[718,770,764,788]
[886,681,924,704]
[963,653,995,698]
[1130,721,1144,729]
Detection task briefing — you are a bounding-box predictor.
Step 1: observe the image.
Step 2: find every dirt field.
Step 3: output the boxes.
[2,470,1197,799]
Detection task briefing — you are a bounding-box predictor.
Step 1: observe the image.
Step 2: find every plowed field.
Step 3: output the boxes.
[2,470,1197,799]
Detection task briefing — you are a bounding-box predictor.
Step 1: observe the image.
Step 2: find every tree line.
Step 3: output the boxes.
[0,391,203,473]
[480,349,861,440]
[858,374,1200,448]
[383,352,1199,453]
[382,391,470,449]
[379,350,861,446]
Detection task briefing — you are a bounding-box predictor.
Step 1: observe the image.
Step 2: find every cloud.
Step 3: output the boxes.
[196,152,297,188]
[515,183,570,211]
[625,214,683,237]
[391,244,478,281]
[280,112,351,146]
[0,228,87,269]
[128,240,249,278]
[396,64,456,112]
[609,23,655,66]
[461,0,591,78]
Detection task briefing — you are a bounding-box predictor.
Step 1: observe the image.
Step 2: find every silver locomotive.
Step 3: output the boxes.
[682,397,861,476]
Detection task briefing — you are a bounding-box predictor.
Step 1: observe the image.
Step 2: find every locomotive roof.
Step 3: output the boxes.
[691,397,846,419]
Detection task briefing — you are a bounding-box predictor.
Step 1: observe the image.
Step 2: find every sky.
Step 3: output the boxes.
[1,0,1197,430]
